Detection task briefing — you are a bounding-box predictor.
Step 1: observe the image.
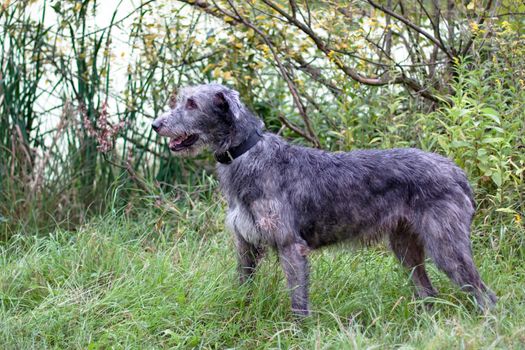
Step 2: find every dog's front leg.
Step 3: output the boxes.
[249,198,310,316]
[278,242,310,317]
[234,232,264,284]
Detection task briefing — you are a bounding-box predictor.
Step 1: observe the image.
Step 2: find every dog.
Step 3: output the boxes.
[152,83,497,316]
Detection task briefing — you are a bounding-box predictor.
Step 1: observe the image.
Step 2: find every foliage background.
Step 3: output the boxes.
[0,0,524,348]
[1,0,524,232]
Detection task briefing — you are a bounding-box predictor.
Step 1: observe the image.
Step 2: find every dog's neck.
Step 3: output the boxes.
[215,128,263,164]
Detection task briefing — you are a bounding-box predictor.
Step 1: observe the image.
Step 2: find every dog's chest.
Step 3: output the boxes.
[225,200,265,246]
[218,162,270,245]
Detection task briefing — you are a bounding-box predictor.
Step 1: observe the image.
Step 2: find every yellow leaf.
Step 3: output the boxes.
[144,33,158,41]
[203,63,215,73]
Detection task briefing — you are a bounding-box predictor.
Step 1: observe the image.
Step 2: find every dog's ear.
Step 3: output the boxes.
[213,90,241,119]
[185,97,198,110]
[213,92,229,113]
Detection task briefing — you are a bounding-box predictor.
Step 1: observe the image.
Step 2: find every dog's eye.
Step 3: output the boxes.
[185,98,198,110]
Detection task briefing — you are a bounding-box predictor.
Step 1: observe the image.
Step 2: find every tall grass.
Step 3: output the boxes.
[0,190,523,348]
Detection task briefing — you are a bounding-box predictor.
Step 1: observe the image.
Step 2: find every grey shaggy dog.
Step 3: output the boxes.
[152,83,497,316]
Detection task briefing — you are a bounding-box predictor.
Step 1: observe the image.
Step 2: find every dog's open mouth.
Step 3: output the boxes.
[169,134,199,152]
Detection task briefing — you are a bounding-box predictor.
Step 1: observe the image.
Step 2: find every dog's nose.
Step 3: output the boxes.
[151,119,163,132]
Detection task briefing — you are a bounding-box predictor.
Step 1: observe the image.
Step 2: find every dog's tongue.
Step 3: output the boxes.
[169,135,186,148]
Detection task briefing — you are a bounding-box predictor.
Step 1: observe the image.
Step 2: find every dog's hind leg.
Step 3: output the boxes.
[390,222,438,299]
[419,209,497,311]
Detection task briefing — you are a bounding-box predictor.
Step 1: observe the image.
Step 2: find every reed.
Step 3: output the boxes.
[0,1,210,236]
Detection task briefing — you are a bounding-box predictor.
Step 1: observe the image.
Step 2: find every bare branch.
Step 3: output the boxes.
[446,0,455,48]
[179,0,443,102]
[366,0,454,60]
[261,0,441,101]
[278,113,319,145]
[222,0,320,146]
[289,0,298,19]
[301,0,312,26]
[291,56,342,96]
[384,0,393,58]
[417,0,448,57]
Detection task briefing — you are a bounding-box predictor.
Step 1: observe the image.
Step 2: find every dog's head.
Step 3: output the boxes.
[152,84,260,156]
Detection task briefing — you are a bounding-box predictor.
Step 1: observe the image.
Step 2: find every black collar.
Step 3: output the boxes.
[215,129,263,164]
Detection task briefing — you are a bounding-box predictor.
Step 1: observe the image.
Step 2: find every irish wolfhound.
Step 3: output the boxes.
[152,83,496,316]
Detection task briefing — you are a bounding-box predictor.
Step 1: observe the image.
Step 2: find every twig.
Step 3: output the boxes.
[219,0,321,147]
[262,0,441,102]
[366,0,454,60]
[102,154,153,195]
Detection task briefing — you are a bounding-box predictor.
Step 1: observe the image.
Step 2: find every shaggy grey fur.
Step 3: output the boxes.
[152,83,497,316]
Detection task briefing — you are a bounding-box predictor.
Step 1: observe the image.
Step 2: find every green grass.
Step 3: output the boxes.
[1,199,524,349]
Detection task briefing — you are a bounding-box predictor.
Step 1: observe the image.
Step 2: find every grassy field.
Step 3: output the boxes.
[2,1,523,348]
[1,193,524,350]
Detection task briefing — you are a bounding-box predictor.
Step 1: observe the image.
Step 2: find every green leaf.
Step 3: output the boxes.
[491,172,502,187]
[496,208,517,214]
[482,137,504,144]
[437,137,450,153]
[450,140,469,148]
[481,107,501,124]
